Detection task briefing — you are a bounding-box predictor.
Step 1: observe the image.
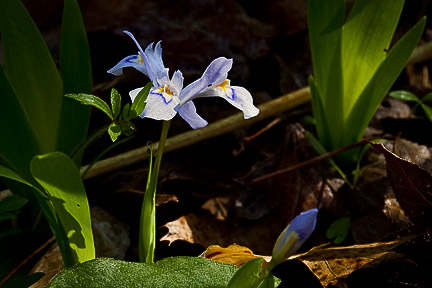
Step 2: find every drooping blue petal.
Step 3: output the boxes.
[143,41,165,84]
[130,87,179,120]
[177,101,208,129]
[194,82,259,119]
[107,54,147,76]
[272,208,318,262]
[179,57,233,105]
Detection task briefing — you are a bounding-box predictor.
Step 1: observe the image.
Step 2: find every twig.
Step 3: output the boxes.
[81,87,311,179]
[251,140,368,184]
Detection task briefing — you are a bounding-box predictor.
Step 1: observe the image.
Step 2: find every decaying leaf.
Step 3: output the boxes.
[202,244,270,267]
[370,142,432,227]
[292,237,414,287]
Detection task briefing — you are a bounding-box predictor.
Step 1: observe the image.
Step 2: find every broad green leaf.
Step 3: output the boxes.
[227,258,265,288]
[420,103,432,122]
[326,217,350,244]
[108,122,122,142]
[48,257,239,288]
[389,90,420,102]
[342,0,404,112]
[421,92,432,102]
[65,94,114,120]
[257,272,276,288]
[0,164,36,189]
[0,0,62,153]
[345,17,426,146]
[0,63,42,182]
[307,0,344,150]
[58,0,92,160]
[129,82,152,119]
[110,88,122,119]
[30,152,95,267]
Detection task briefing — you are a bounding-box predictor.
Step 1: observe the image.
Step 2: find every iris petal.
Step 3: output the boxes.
[177,101,208,129]
[194,85,259,119]
[107,55,147,76]
[180,57,233,104]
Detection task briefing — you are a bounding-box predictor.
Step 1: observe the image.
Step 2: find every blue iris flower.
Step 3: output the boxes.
[108,31,259,129]
[271,208,318,266]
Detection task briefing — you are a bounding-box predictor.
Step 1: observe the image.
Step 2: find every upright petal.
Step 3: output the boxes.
[193,83,259,119]
[179,57,233,104]
[177,101,208,129]
[107,55,147,76]
[107,30,148,76]
[143,41,165,83]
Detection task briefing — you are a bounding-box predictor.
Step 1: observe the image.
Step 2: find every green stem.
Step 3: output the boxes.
[71,123,110,163]
[139,120,171,263]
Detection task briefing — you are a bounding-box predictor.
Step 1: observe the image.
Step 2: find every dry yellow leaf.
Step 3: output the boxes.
[202,244,271,267]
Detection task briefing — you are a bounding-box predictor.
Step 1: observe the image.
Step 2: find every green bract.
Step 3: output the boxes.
[308,0,426,163]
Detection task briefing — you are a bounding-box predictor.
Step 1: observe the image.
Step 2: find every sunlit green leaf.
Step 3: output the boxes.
[66,94,114,120]
[30,152,95,267]
[345,17,426,146]
[108,122,122,142]
[110,88,122,119]
[129,82,152,119]
[227,258,265,288]
[389,90,420,102]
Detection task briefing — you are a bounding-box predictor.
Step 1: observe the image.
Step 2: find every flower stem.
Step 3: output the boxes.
[139,120,171,263]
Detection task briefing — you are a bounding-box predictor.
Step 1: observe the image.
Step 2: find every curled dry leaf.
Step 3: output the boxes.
[292,236,414,287]
[369,141,432,227]
[201,243,270,267]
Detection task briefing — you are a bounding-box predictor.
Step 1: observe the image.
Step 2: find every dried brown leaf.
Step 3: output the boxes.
[370,142,432,226]
[293,237,414,287]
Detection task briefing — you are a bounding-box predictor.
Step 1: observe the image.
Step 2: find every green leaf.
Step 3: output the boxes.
[110,88,122,119]
[0,0,62,153]
[0,50,43,182]
[341,0,405,112]
[30,152,95,267]
[389,90,420,102]
[0,164,36,189]
[326,217,350,244]
[48,257,239,288]
[57,0,92,161]
[129,82,152,119]
[420,103,432,122]
[121,103,131,120]
[227,258,265,288]
[308,0,345,149]
[108,122,122,142]
[121,121,135,137]
[421,92,432,103]
[345,17,426,146]
[0,194,28,213]
[65,94,114,120]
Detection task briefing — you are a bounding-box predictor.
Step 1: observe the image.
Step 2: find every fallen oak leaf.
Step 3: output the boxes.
[291,236,414,287]
[369,141,432,227]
